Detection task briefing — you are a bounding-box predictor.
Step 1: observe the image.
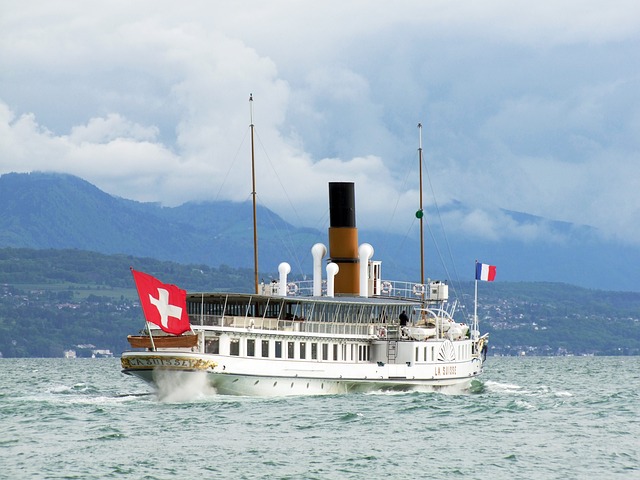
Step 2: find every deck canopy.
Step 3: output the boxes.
[186,292,420,326]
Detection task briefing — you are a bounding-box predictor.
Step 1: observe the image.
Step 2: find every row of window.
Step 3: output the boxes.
[411,343,470,362]
[190,300,291,319]
[205,337,371,362]
[188,298,411,327]
[203,336,471,364]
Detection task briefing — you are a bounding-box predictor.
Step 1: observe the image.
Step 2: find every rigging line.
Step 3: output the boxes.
[375,148,416,262]
[241,133,330,278]
[377,132,433,282]
[422,206,465,312]
[292,207,331,280]
[213,127,251,202]
[250,126,313,276]
[423,217,455,293]
[381,213,419,278]
[258,195,316,277]
[364,143,423,280]
[422,156,468,312]
[241,194,296,277]
[252,127,302,224]
[279,203,327,278]
[423,216,468,319]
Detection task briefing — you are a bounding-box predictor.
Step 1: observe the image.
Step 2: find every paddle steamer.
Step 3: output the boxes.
[121,182,489,395]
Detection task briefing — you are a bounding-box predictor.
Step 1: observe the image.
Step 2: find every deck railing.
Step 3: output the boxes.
[189,314,392,338]
[283,279,436,300]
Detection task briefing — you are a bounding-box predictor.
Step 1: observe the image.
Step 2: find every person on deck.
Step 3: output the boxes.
[399,310,409,327]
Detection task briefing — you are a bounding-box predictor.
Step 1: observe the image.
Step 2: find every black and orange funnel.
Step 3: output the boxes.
[328,182,359,295]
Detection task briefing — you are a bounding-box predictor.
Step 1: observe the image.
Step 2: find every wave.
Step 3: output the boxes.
[485,380,573,399]
[153,370,217,402]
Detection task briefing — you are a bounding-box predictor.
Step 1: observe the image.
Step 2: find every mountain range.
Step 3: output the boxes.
[1,171,638,291]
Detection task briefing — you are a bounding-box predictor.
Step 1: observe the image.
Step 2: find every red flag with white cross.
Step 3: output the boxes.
[130,268,191,335]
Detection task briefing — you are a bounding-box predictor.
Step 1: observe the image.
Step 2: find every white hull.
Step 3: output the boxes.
[121,343,485,397]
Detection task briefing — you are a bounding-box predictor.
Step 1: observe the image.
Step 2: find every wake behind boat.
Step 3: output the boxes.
[121,182,489,396]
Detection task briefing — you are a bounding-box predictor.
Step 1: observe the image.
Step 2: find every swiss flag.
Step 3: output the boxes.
[131,268,191,335]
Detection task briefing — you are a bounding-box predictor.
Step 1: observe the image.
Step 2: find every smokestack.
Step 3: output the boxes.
[328,182,359,294]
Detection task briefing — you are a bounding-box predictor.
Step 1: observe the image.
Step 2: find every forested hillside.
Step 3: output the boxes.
[474,282,640,356]
[0,248,254,357]
[0,248,639,357]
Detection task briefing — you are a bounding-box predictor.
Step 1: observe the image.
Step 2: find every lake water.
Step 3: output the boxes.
[0,356,638,479]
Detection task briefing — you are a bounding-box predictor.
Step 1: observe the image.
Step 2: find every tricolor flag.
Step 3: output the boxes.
[475,262,497,282]
[131,268,191,335]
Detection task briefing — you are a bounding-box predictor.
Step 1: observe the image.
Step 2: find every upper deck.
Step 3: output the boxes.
[185,279,454,339]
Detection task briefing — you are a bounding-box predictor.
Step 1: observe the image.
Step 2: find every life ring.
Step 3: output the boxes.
[287,282,299,295]
[380,281,392,295]
[412,283,425,296]
[378,327,387,338]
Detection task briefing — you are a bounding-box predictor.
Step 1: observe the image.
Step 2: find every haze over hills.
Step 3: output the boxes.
[1,171,638,291]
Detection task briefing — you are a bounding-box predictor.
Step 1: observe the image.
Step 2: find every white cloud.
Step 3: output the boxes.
[0,0,639,246]
[69,114,158,144]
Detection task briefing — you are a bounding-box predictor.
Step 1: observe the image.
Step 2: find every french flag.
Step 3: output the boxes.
[476,262,497,282]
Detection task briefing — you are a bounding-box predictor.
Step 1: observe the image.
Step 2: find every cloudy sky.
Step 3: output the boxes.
[1,1,639,246]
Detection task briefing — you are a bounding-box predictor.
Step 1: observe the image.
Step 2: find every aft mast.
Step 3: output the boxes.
[250,94,259,294]
[417,123,425,286]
